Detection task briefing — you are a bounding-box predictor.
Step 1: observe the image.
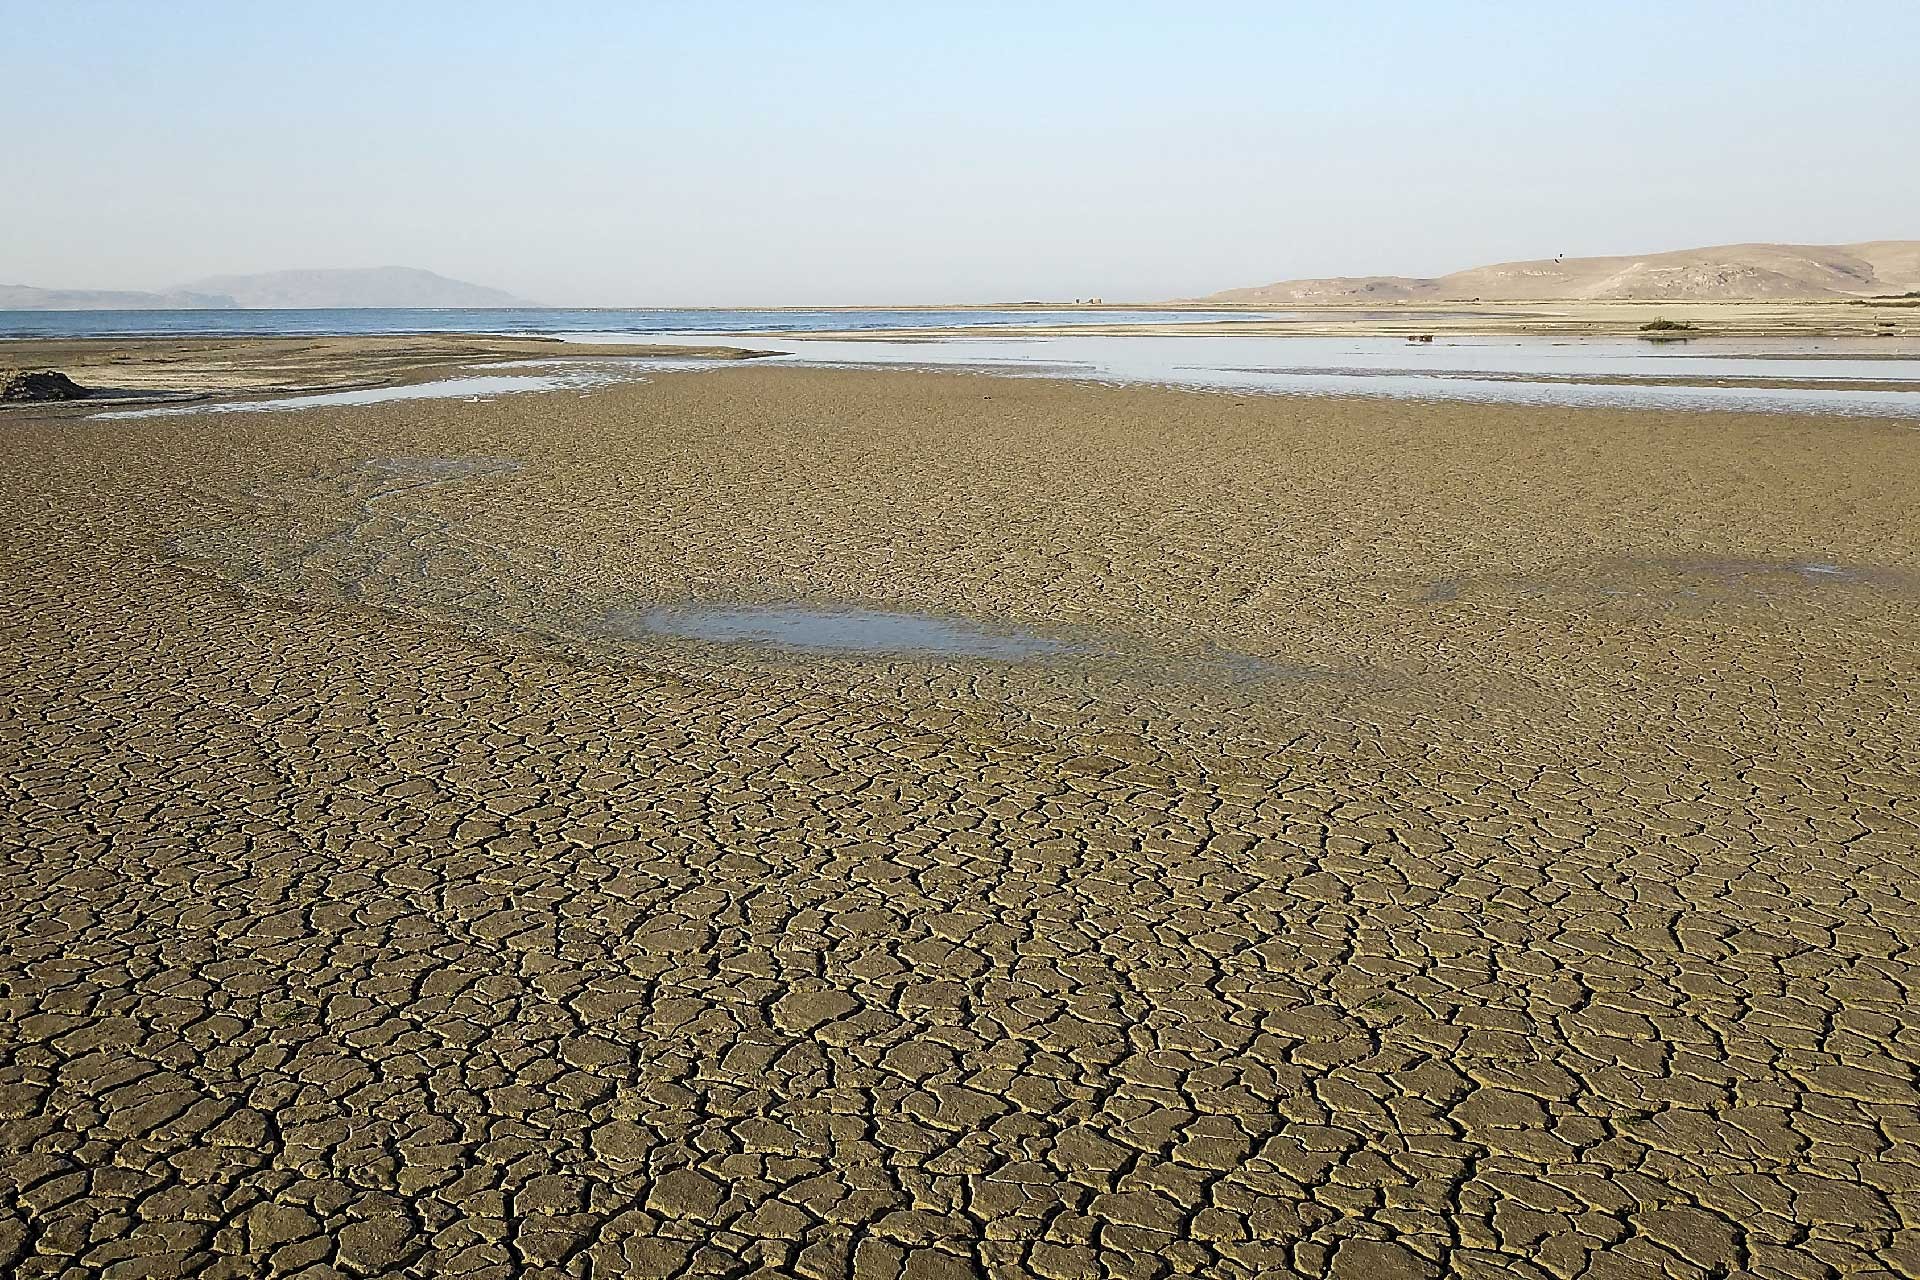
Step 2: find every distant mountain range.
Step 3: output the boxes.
[0,267,539,310]
[1204,241,1920,304]
[0,285,243,311]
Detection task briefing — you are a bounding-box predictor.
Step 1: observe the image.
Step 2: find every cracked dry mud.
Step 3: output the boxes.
[2,367,1917,1279]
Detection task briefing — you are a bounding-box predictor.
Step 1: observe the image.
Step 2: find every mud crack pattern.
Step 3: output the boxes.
[2,369,1917,1279]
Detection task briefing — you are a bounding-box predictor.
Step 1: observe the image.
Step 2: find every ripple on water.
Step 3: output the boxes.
[609,604,1073,660]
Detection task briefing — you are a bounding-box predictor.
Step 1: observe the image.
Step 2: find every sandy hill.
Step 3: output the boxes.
[174,267,537,309]
[1206,241,1920,304]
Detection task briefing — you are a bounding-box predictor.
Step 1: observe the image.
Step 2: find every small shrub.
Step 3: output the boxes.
[1639,318,1694,332]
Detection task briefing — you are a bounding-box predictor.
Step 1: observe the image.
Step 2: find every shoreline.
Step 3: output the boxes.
[5,296,1917,340]
[0,333,774,409]
[8,330,1920,420]
[783,297,1920,339]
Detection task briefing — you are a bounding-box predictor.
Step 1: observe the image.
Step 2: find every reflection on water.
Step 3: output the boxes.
[89,360,714,419]
[580,333,1920,419]
[610,604,1074,660]
[94,372,610,419]
[77,332,1920,421]
[766,335,1920,418]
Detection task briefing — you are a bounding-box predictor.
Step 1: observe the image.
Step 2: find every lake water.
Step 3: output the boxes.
[0,306,1280,340]
[11,307,1918,419]
[579,332,1920,419]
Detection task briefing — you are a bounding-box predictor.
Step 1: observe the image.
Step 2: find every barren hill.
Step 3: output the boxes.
[1206,241,1920,304]
[3,268,538,311]
[0,285,238,310]
[174,267,536,309]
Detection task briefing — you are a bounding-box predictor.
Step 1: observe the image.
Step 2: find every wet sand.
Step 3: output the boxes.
[2,365,1917,1278]
[0,335,770,407]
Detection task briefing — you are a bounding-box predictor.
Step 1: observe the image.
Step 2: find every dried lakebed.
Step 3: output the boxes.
[2,367,1917,1280]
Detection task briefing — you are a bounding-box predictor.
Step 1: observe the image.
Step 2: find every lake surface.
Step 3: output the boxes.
[16,306,1919,419]
[644,333,1920,419]
[0,306,1281,340]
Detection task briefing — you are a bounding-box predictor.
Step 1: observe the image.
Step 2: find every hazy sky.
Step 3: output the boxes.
[4,1,1916,305]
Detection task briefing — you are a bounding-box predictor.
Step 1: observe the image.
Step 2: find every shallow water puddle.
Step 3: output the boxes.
[88,358,725,419]
[93,373,610,419]
[1417,557,1916,610]
[1667,557,1911,589]
[611,604,1072,660]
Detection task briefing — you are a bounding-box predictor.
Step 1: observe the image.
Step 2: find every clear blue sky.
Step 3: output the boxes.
[3,1,1915,304]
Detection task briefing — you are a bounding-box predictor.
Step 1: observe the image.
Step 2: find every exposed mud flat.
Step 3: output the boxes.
[3,366,1917,1279]
[0,333,770,412]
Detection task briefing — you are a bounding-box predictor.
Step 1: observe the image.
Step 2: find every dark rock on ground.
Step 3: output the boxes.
[1,369,92,402]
